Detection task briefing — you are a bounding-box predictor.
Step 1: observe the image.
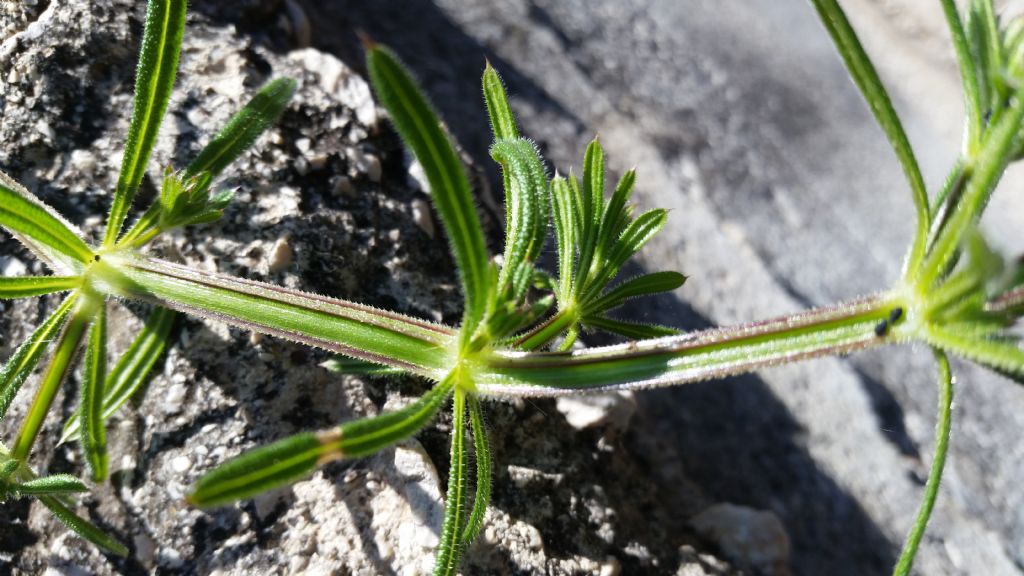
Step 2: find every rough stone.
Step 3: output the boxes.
[691,503,791,575]
[556,391,637,431]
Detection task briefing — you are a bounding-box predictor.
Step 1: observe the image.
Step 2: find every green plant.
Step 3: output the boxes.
[2,0,1024,574]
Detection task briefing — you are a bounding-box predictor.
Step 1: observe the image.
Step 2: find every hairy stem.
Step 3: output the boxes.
[893,350,953,576]
[97,254,455,377]
[515,309,575,350]
[476,294,902,396]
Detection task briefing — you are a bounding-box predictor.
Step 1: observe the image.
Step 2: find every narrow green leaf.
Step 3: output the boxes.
[461,395,491,546]
[809,0,929,275]
[550,176,576,300]
[122,306,175,408]
[189,377,455,507]
[0,276,80,300]
[0,175,93,271]
[115,202,162,249]
[0,459,19,482]
[14,474,88,496]
[103,0,188,247]
[320,356,405,376]
[573,140,606,299]
[337,375,455,458]
[184,78,297,188]
[924,325,1024,380]
[965,0,994,115]
[585,271,686,315]
[893,349,953,576]
[433,388,468,576]
[490,138,548,293]
[515,309,577,351]
[920,95,1024,289]
[61,306,176,444]
[0,294,77,421]
[38,495,128,556]
[188,430,342,507]
[366,45,490,346]
[80,306,108,482]
[974,0,1004,111]
[567,172,586,250]
[597,169,636,258]
[482,62,519,141]
[584,209,668,295]
[10,310,91,461]
[940,0,983,154]
[100,254,454,377]
[584,316,678,340]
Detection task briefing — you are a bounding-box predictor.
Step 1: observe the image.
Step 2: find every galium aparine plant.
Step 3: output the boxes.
[1,0,1023,574]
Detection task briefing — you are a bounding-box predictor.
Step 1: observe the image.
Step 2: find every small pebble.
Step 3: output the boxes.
[600,557,622,576]
[268,236,294,273]
[170,455,192,473]
[331,175,354,197]
[164,383,187,414]
[411,199,435,238]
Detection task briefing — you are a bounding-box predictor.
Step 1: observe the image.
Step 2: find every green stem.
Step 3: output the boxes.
[893,349,953,576]
[97,254,455,377]
[476,294,901,396]
[918,93,1024,290]
[10,308,91,461]
[115,202,161,249]
[515,309,576,350]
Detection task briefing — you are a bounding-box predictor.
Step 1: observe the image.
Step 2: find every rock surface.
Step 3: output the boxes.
[1,0,1023,575]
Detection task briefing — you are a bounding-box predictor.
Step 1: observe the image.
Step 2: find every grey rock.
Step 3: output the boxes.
[691,503,791,576]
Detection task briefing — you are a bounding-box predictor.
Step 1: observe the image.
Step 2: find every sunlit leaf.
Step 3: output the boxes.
[103,0,187,247]
[0,294,77,421]
[461,395,491,546]
[0,276,80,300]
[61,306,176,444]
[482,62,519,141]
[584,315,678,340]
[79,306,109,482]
[585,271,686,315]
[366,45,491,346]
[14,474,88,497]
[189,377,455,507]
[184,78,297,188]
[433,388,468,576]
[0,176,93,271]
[320,356,405,376]
[490,138,548,295]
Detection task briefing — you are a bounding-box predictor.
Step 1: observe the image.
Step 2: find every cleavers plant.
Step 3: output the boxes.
[2,0,1024,574]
